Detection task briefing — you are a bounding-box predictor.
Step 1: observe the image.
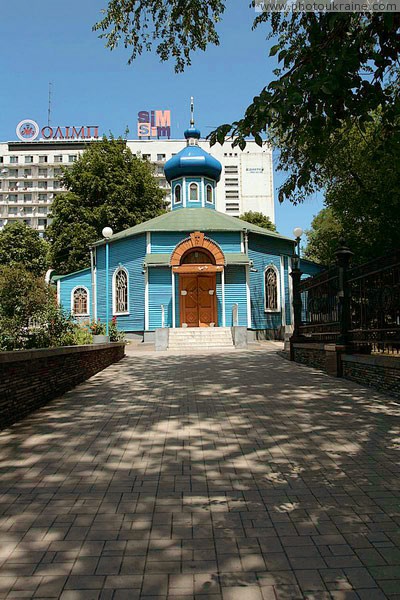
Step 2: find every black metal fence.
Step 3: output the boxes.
[296,249,400,353]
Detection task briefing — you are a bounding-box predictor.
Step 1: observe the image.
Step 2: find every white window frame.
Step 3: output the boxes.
[71,286,90,316]
[189,182,199,202]
[264,264,281,313]
[206,184,213,204]
[112,266,130,315]
[174,183,182,204]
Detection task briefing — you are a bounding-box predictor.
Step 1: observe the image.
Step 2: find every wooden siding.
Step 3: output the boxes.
[211,232,241,253]
[248,234,290,330]
[59,269,92,319]
[151,231,242,257]
[284,255,292,326]
[96,234,146,332]
[216,272,222,326]
[224,266,247,327]
[148,267,172,329]
[151,232,186,254]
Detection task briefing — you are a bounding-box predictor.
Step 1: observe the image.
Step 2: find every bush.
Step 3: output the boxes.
[0,265,81,351]
[73,325,93,345]
[89,319,107,335]
[109,316,125,342]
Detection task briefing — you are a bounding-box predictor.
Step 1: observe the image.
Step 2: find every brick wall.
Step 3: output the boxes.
[290,342,400,398]
[342,354,400,399]
[293,346,327,371]
[0,343,125,430]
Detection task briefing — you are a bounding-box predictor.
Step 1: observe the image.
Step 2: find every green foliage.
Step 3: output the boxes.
[239,211,276,231]
[93,0,225,72]
[303,208,344,266]
[0,266,77,350]
[89,319,107,335]
[96,4,400,206]
[72,324,93,345]
[0,265,48,322]
[212,13,400,204]
[0,221,49,276]
[47,137,167,274]
[305,118,400,264]
[26,303,77,350]
[109,316,125,342]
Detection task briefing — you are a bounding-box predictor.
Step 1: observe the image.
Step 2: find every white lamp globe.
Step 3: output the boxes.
[293,227,303,238]
[102,226,113,239]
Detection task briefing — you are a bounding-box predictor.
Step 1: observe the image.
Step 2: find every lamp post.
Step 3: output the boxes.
[290,226,304,359]
[102,226,113,337]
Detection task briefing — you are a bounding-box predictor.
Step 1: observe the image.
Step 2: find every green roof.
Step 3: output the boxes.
[52,267,91,282]
[144,252,250,266]
[93,208,294,247]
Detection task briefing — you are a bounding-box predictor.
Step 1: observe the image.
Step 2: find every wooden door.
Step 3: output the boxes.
[180,274,217,327]
[198,275,216,327]
[180,275,199,327]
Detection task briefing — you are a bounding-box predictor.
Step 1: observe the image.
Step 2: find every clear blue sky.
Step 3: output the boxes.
[0,0,323,238]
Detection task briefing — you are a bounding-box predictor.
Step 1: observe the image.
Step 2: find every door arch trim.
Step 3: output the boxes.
[170,231,225,267]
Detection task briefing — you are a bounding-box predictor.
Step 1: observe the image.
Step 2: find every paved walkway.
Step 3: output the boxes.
[1,345,400,600]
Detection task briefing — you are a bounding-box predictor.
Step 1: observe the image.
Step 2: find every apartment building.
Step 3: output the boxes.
[0,138,274,234]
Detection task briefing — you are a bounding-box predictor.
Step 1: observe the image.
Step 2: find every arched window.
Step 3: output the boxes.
[264,265,280,312]
[206,184,213,204]
[189,182,199,202]
[174,184,181,204]
[72,287,89,315]
[113,268,129,314]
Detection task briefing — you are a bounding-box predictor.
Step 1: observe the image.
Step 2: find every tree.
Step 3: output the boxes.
[0,222,49,276]
[303,208,344,266]
[93,6,400,203]
[0,265,76,351]
[304,116,400,264]
[240,211,276,231]
[47,137,166,274]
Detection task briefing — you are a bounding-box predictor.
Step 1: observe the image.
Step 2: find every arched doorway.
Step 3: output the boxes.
[180,249,217,327]
[170,232,225,328]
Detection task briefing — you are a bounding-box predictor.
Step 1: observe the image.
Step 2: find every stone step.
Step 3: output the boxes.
[168,327,234,350]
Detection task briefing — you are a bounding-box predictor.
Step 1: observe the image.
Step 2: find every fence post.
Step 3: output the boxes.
[289,258,303,360]
[335,239,353,348]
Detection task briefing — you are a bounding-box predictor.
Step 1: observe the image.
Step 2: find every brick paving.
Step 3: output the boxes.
[0,345,400,599]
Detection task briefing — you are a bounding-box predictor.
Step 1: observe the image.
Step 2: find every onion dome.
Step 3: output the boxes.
[164,98,222,183]
[164,140,222,183]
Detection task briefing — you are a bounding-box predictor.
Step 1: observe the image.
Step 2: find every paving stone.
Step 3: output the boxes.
[1,347,400,600]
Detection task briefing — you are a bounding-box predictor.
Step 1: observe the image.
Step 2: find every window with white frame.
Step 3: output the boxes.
[189,182,199,202]
[264,265,280,311]
[113,268,128,314]
[72,286,89,315]
[206,184,213,204]
[174,184,181,203]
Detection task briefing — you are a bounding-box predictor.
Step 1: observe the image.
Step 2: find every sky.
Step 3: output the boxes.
[0,0,323,239]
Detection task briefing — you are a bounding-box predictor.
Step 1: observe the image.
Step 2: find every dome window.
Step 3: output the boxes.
[174,184,182,204]
[189,183,199,202]
[206,184,213,204]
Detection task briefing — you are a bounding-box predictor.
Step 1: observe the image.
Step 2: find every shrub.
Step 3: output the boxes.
[89,319,107,335]
[109,316,125,342]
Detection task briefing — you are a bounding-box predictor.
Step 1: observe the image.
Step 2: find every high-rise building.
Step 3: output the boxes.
[0,138,274,234]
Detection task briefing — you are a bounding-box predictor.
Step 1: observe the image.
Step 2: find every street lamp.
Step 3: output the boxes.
[102,226,113,337]
[293,226,303,267]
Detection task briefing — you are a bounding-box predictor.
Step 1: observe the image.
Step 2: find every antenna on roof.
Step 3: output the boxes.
[190,96,194,127]
[47,82,52,127]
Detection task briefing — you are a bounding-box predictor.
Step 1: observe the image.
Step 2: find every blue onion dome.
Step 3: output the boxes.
[164,115,222,183]
[184,126,201,140]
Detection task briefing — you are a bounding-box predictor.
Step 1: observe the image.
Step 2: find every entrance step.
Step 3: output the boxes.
[168,327,234,350]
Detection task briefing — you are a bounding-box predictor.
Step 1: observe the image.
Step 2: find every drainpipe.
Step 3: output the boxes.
[243,229,248,255]
[89,246,96,320]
